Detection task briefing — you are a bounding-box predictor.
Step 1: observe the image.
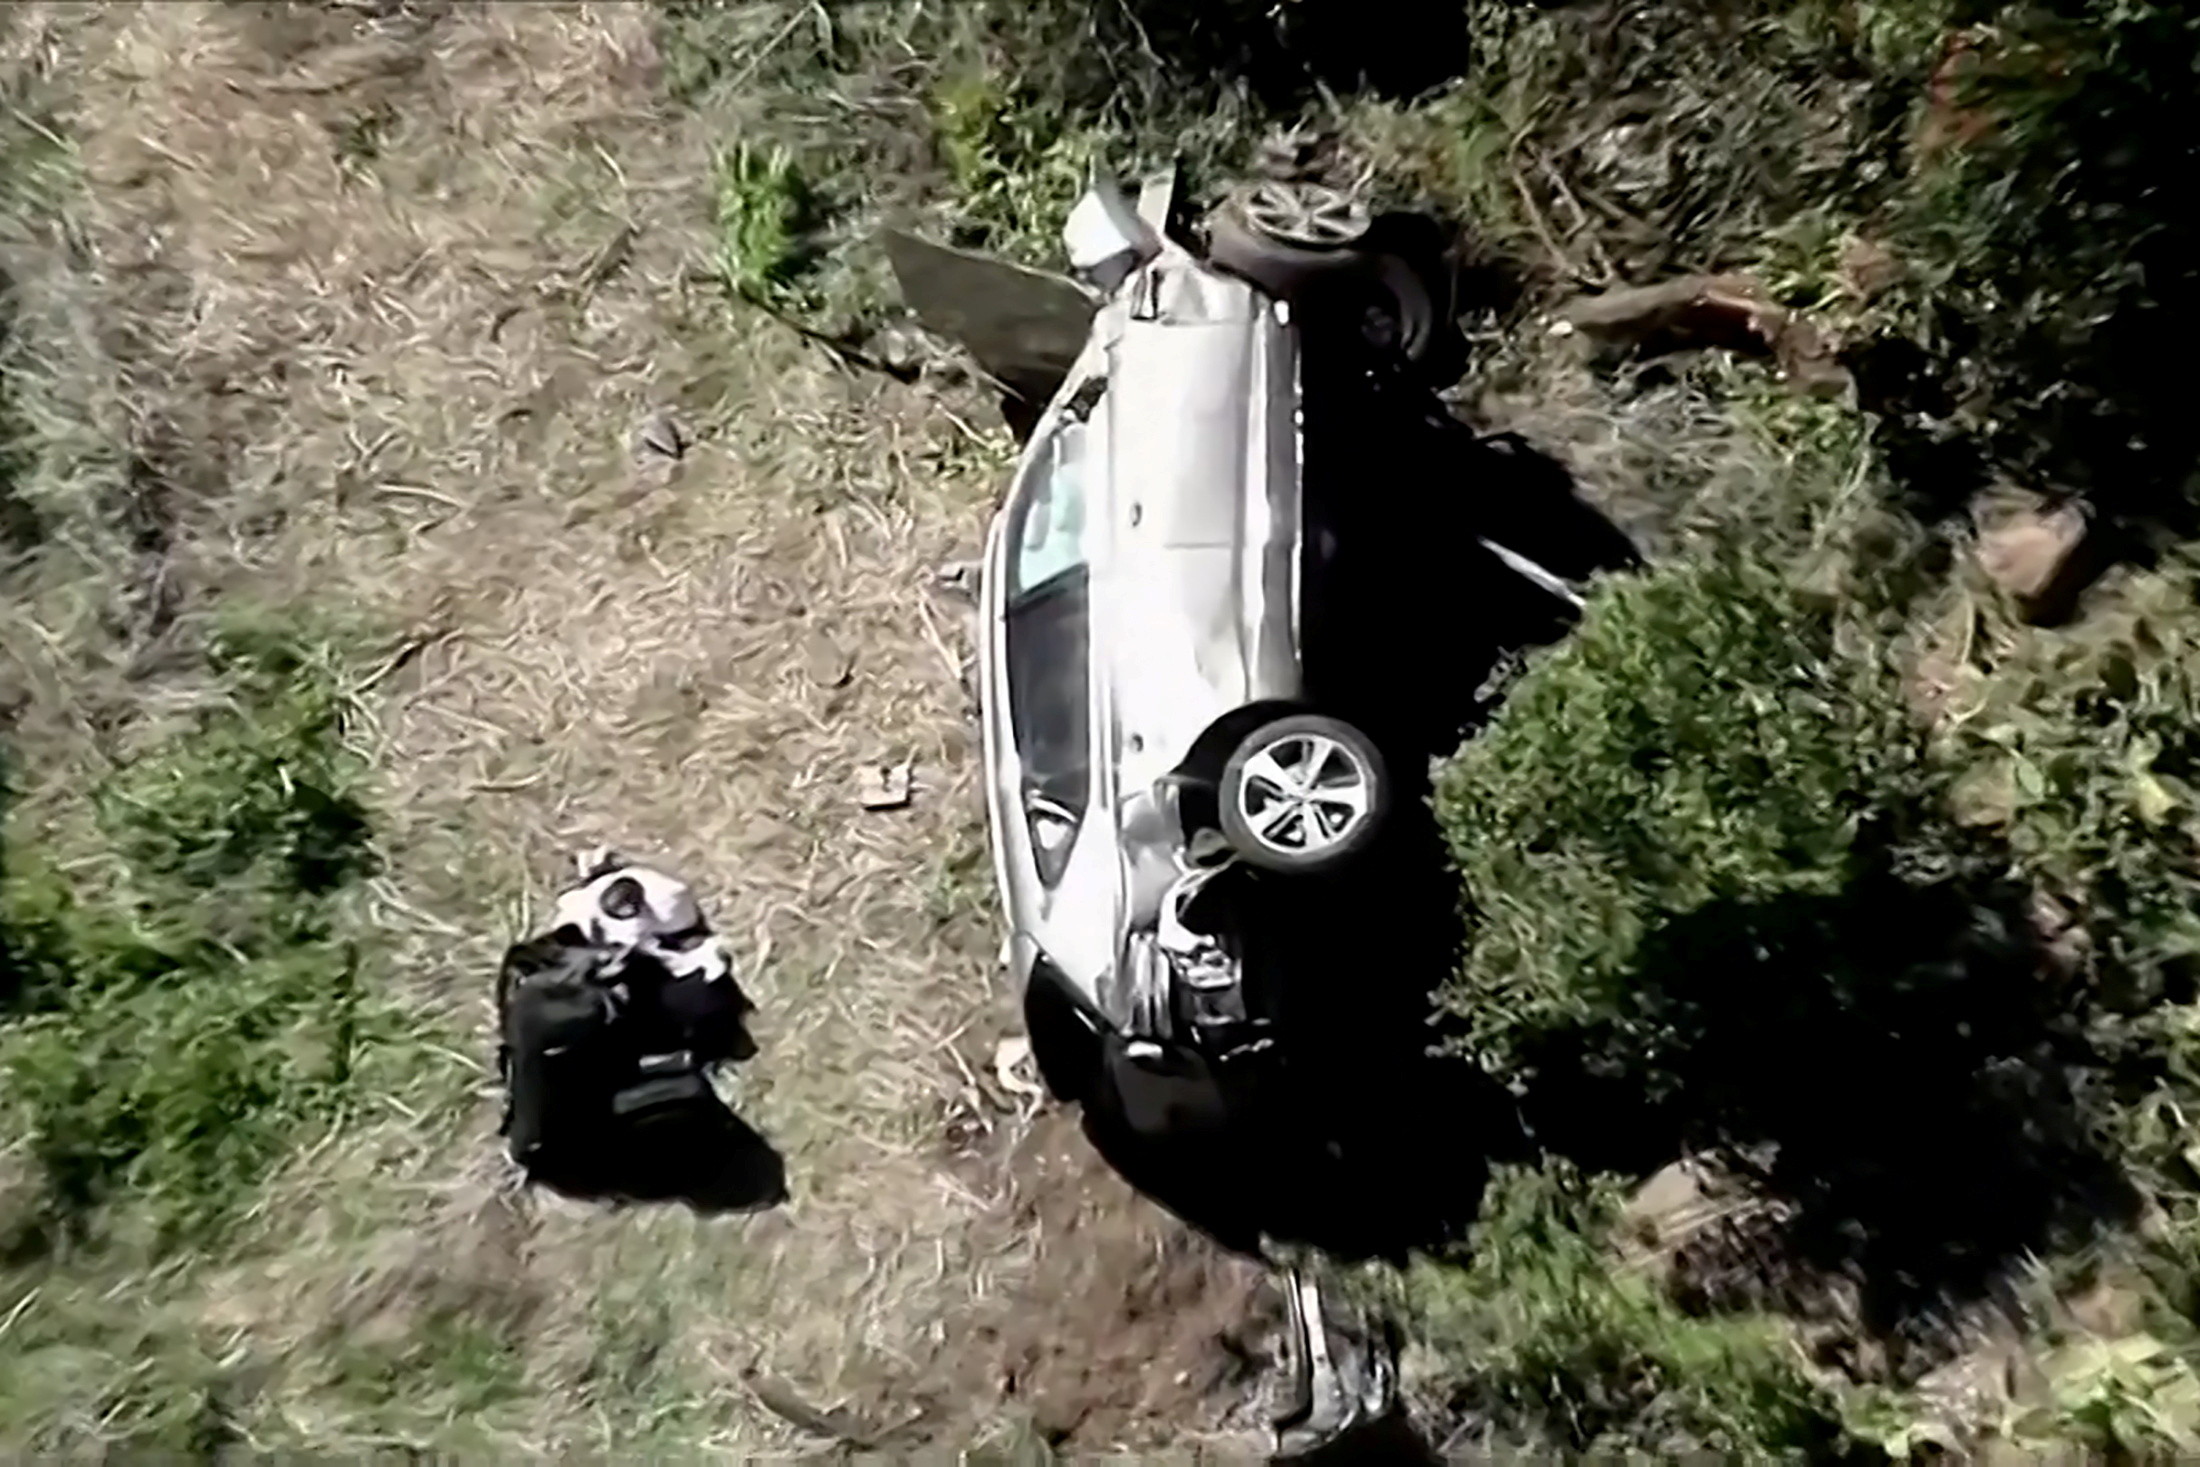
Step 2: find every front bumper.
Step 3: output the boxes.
[1121,864,1274,1065]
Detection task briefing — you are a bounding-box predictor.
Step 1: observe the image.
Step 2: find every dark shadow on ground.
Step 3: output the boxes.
[1508,865,2139,1367]
[1283,1410,1445,1467]
[525,1091,789,1215]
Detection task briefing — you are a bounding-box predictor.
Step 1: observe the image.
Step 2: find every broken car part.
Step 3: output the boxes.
[881,229,1098,413]
[1271,1266,1400,1460]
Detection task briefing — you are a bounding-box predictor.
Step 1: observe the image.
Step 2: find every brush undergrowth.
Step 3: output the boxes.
[0,615,381,1249]
[1393,1162,1857,1457]
[4,88,473,1438]
[1416,0,2200,1452]
[0,605,480,1448]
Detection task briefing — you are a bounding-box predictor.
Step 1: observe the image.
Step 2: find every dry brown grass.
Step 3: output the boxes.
[1,0,1262,1453]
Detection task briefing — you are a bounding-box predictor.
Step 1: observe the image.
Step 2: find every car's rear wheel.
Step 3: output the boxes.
[1235,179,1374,251]
[1219,714,1389,875]
[1205,183,1440,366]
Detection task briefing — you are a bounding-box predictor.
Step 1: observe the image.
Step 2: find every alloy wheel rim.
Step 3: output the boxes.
[1236,733,1373,855]
[1240,180,1370,250]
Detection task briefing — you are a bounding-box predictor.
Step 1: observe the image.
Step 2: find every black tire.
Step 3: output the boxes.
[1218,713,1390,875]
[1023,961,1103,1104]
[1206,205,1439,366]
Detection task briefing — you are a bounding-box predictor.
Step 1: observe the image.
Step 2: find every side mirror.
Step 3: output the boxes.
[1062,173,1159,288]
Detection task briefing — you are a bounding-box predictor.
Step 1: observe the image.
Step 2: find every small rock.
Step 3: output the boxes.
[802,629,854,690]
[1919,30,1997,158]
[2065,1277,2148,1339]
[1621,1157,1718,1249]
[2027,888,2091,980]
[1972,489,2094,624]
[855,761,912,811]
[993,1037,1043,1103]
[933,558,980,601]
[635,412,688,462]
[868,323,933,378]
[1906,1304,2040,1452]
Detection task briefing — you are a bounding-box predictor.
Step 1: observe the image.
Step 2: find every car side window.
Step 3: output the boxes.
[1001,408,1096,880]
[1006,416,1090,599]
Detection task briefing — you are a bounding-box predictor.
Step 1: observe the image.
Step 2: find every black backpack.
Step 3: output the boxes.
[496,933,721,1172]
[495,932,630,1167]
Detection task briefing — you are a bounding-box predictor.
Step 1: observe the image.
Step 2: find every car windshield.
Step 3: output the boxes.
[1002,411,1094,832]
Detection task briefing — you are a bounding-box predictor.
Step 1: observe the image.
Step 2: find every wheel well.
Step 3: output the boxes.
[1176,701,1308,784]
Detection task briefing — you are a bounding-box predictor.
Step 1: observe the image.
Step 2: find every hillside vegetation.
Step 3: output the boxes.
[1417,0,2200,1454]
[5,0,2197,1456]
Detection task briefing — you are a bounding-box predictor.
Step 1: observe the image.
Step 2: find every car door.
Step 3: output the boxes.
[882,229,1100,437]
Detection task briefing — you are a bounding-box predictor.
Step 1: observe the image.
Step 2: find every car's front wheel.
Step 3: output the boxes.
[1218,714,1389,875]
[1023,959,1103,1105]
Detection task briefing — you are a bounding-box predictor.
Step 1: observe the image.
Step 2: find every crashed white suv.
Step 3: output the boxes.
[892,173,1451,1091]
[890,170,1583,1119]
[981,183,1396,1024]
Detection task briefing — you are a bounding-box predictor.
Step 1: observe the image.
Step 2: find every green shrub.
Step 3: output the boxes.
[1935,552,2200,1194]
[1432,549,2129,1322]
[2003,1333,2200,1458]
[1396,1162,1855,1455]
[1434,552,1933,1094]
[714,140,811,303]
[1940,553,2200,1022]
[0,613,385,1248]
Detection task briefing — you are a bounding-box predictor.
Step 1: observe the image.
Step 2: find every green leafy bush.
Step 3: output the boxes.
[1940,554,2200,1021]
[1432,551,2134,1325]
[714,140,811,303]
[2004,1333,2200,1458]
[1434,552,1933,1093]
[0,614,384,1247]
[1933,552,2200,1197]
[1397,1162,1855,1455]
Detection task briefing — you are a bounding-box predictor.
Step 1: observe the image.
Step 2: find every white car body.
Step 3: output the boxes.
[972,180,1308,1045]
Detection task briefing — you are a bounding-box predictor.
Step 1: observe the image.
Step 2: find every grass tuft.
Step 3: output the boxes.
[714,139,811,303]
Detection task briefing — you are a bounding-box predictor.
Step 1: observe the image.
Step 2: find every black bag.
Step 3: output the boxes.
[496,932,625,1167]
[497,934,744,1175]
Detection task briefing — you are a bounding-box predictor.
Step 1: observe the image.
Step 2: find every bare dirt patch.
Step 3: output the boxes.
[947,1111,1281,1452]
